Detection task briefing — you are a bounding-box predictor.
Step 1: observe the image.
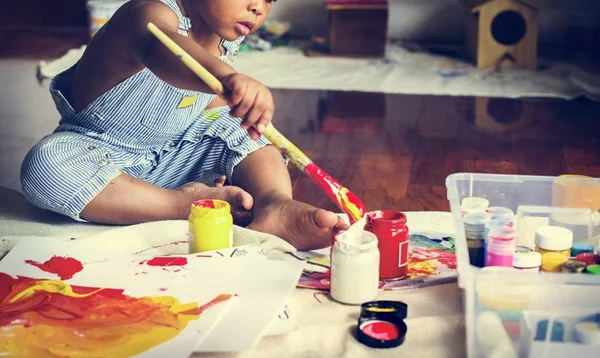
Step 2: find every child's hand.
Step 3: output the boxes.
[221,73,274,140]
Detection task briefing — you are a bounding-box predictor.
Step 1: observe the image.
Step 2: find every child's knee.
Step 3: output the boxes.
[20,134,120,218]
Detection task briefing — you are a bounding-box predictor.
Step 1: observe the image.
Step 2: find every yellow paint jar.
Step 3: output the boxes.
[540,252,569,272]
[534,225,573,259]
[188,200,233,253]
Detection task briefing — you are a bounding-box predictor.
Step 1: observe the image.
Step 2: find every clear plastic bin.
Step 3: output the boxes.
[445,173,600,358]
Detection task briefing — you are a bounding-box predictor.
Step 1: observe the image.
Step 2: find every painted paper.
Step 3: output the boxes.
[0,238,304,354]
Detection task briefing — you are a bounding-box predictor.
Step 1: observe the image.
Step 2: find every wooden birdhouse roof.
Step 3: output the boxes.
[472,0,539,14]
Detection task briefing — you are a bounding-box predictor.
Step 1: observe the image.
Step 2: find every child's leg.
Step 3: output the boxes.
[232,144,348,250]
[20,132,252,225]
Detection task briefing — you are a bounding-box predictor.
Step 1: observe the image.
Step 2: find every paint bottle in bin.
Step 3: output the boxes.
[463,212,489,267]
[483,207,514,265]
[188,200,233,253]
[365,210,409,279]
[485,226,517,267]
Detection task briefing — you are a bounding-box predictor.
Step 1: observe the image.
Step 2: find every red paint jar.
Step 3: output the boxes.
[365,210,410,279]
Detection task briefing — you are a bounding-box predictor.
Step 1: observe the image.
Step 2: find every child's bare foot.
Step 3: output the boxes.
[176,182,253,222]
[248,193,349,250]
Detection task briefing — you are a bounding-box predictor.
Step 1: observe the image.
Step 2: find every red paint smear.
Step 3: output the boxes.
[193,200,215,209]
[303,163,366,223]
[25,256,84,280]
[143,257,188,267]
[158,288,168,292]
[361,320,400,341]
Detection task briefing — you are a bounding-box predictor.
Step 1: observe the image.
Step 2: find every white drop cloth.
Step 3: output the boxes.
[37,43,600,100]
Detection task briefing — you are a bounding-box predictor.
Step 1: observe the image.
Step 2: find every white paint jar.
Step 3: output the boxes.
[330,230,380,305]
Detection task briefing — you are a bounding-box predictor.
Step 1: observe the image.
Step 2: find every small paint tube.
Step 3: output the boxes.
[561,259,587,273]
[571,242,595,257]
[464,212,489,268]
[513,251,541,272]
[485,226,517,268]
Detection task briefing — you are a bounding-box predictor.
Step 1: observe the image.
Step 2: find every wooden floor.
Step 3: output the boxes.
[2,31,599,214]
[270,91,600,213]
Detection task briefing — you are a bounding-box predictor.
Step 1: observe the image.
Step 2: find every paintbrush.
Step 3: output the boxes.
[146,22,367,223]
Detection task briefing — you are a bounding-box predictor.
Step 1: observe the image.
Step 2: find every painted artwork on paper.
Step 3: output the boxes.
[296,232,457,291]
[0,237,305,354]
[0,271,231,357]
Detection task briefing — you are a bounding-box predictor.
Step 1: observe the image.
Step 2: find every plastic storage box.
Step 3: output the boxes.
[445,173,600,358]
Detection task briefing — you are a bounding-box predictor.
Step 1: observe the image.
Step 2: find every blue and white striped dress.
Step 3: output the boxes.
[20,0,276,221]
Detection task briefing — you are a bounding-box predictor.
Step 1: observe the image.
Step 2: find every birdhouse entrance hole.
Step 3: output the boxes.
[491,10,527,46]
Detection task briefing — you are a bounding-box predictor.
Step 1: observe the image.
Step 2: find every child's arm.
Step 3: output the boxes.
[125,1,272,137]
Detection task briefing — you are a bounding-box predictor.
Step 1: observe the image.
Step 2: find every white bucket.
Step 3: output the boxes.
[87,1,129,37]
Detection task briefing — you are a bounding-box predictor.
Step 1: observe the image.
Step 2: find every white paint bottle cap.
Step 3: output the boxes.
[535,226,574,251]
[513,251,542,269]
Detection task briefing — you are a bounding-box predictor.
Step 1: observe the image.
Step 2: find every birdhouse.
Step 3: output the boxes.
[466,0,539,69]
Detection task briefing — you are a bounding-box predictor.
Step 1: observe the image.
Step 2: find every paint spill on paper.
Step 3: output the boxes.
[0,272,230,357]
[25,256,83,280]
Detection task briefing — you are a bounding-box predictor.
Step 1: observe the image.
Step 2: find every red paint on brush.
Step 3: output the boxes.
[25,256,84,280]
[144,257,188,267]
[360,320,400,341]
[193,200,215,209]
[303,163,366,222]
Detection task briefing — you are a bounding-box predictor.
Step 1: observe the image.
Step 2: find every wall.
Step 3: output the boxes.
[270,0,600,45]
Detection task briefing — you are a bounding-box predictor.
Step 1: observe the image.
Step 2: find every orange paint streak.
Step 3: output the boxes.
[0,273,231,357]
[25,256,83,280]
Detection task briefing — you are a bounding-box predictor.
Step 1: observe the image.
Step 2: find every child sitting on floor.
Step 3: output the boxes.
[20,0,347,250]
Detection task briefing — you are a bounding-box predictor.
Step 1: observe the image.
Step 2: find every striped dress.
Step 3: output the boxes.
[20,0,276,221]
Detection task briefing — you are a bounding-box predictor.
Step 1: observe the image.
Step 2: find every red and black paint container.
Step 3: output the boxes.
[356,301,408,349]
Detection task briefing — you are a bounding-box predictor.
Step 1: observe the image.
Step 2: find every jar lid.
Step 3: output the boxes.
[487,207,515,221]
[485,217,513,229]
[356,314,407,349]
[513,251,541,268]
[461,197,489,213]
[535,226,573,250]
[576,253,600,265]
[361,301,408,320]
[586,264,600,274]
[516,246,534,253]
[463,212,490,226]
[571,242,595,255]
[562,260,587,273]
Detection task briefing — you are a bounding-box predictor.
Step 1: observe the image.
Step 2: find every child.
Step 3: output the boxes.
[20,0,348,250]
